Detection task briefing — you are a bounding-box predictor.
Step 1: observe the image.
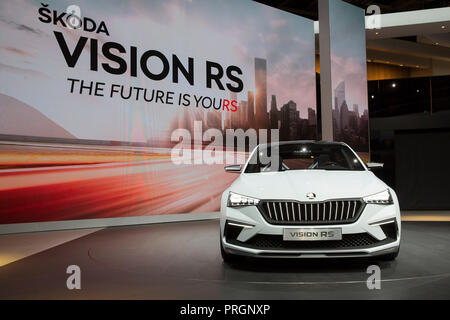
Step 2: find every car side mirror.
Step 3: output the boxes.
[366,162,384,170]
[224,165,241,173]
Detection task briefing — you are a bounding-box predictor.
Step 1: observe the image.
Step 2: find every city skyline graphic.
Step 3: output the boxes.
[170,56,317,147]
[329,0,369,153]
[332,80,369,153]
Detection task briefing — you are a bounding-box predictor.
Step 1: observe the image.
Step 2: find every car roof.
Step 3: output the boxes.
[257,140,347,148]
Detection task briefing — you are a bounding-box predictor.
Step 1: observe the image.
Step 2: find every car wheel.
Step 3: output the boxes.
[379,247,400,261]
[220,237,240,263]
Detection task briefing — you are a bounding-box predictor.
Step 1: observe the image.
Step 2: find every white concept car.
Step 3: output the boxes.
[220,141,401,261]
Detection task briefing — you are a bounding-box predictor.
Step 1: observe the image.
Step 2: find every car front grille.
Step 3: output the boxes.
[257,199,365,225]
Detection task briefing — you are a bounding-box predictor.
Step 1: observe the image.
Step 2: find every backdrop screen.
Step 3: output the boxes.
[0,0,316,223]
[329,0,369,158]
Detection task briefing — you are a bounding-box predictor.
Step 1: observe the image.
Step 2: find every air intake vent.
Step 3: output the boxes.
[230,232,390,250]
[258,199,364,225]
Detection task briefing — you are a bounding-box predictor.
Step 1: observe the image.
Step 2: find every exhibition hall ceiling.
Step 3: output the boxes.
[255,0,450,20]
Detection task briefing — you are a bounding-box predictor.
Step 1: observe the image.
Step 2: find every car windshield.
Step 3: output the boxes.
[244,143,365,173]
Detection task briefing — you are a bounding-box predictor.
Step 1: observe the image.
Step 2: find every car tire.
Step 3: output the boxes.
[220,237,240,263]
[379,247,400,261]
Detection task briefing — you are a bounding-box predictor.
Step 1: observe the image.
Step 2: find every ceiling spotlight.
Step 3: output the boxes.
[392,83,396,88]
[371,95,375,99]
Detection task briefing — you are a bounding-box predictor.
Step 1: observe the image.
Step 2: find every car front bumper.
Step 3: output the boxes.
[220,203,401,259]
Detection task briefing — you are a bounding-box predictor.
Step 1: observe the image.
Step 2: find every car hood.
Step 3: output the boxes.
[230,170,387,201]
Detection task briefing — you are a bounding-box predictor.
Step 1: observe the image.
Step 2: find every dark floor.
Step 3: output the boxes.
[0,220,449,299]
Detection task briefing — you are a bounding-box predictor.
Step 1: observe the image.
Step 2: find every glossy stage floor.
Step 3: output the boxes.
[0,220,449,299]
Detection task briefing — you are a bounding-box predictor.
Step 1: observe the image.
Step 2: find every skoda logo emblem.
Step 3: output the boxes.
[306,192,316,199]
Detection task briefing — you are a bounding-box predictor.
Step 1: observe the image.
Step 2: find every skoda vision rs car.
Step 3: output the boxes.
[220,141,401,262]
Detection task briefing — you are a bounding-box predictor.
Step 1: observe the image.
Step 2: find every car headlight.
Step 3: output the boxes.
[227,192,260,207]
[363,189,393,204]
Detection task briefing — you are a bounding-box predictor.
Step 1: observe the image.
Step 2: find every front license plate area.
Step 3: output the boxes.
[283,228,342,241]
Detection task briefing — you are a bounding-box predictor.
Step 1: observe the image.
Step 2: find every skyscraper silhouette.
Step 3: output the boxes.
[280,100,298,140]
[255,58,268,130]
[226,91,238,129]
[239,101,248,129]
[270,95,278,129]
[308,108,317,126]
[206,109,222,130]
[247,90,255,129]
[333,80,346,135]
[335,81,345,110]
[340,100,350,131]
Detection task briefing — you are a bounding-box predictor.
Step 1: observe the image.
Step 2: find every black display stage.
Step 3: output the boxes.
[0,220,449,299]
